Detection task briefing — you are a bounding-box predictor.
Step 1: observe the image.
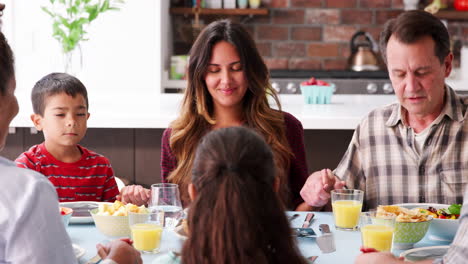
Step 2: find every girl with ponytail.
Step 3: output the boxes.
[155,126,308,264]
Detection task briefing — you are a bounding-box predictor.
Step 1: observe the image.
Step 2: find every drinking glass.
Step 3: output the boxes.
[149,183,183,229]
[360,211,395,252]
[331,189,363,231]
[129,212,163,254]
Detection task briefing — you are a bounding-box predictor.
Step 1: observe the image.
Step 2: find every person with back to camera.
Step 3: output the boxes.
[300,10,468,211]
[120,19,311,211]
[0,30,141,264]
[154,126,310,264]
[14,73,119,202]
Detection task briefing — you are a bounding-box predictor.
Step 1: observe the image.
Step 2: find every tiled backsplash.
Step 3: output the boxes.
[171,0,467,70]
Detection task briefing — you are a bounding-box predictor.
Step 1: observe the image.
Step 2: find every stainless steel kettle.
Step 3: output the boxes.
[348,31,381,71]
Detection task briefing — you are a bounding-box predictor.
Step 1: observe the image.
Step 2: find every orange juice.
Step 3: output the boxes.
[131,223,163,252]
[332,200,362,229]
[361,225,394,251]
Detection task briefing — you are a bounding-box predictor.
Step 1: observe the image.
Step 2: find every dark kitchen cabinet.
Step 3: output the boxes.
[3,128,352,187]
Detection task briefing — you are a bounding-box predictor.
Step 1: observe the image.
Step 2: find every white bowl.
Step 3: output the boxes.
[394,203,459,241]
[90,208,130,237]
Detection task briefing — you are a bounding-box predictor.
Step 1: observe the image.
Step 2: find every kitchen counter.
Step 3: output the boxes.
[10,93,397,130]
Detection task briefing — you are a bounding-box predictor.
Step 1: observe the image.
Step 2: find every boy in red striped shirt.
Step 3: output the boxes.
[15,73,119,202]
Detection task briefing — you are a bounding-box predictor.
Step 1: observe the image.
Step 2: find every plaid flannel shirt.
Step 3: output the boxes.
[334,86,468,210]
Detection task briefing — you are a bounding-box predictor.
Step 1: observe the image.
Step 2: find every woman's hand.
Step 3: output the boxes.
[355,252,404,264]
[117,185,150,206]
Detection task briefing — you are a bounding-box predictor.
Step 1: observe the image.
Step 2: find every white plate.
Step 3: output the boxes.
[60,202,112,224]
[72,244,86,259]
[400,245,449,261]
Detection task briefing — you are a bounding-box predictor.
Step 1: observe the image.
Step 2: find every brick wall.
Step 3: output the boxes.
[171,0,466,70]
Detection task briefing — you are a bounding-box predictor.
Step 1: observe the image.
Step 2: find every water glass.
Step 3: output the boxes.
[129,212,163,254]
[360,211,395,252]
[331,189,363,231]
[149,183,183,229]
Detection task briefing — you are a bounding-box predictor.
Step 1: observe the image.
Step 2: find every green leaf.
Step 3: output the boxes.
[49,0,56,4]
[41,7,54,17]
[448,204,462,215]
[100,0,110,12]
[86,5,99,22]
[59,16,71,28]
[66,6,79,15]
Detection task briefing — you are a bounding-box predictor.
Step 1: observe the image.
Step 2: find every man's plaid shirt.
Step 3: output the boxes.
[334,86,468,210]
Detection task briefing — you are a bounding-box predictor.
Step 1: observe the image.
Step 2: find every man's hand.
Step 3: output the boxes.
[300,169,345,207]
[117,185,150,206]
[96,239,142,264]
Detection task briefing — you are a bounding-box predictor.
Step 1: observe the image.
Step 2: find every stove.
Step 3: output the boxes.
[270,70,394,95]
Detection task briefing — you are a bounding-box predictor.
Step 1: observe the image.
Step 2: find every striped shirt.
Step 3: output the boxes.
[161,111,309,209]
[334,86,468,210]
[434,188,468,264]
[15,143,118,202]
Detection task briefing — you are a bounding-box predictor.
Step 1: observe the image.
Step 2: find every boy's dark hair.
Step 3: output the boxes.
[31,73,89,115]
[0,32,14,95]
[379,10,450,65]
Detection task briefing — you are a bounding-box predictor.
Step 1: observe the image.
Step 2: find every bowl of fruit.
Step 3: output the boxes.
[60,207,73,228]
[300,77,335,104]
[90,201,149,237]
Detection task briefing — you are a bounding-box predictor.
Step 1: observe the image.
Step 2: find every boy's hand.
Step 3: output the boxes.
[118,185,150,206]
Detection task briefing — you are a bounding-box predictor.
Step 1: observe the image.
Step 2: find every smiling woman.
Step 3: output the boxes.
[120,19,311,211]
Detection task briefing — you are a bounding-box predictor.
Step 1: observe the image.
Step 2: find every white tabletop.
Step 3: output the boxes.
[66,211,450,264]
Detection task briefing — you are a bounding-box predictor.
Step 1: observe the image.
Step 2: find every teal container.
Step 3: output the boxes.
[300,84,335,104]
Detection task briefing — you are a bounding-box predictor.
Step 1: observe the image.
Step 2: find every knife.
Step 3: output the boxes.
[316,224,336,253]
[293,213,316,237]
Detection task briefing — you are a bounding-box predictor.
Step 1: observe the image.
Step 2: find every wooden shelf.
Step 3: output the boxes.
[435,10,468,20]
[170,7,268,16]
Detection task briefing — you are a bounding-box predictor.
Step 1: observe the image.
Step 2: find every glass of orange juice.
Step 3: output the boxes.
[331,189,363,231]
[129,212,163,253]
[360,211,395,252]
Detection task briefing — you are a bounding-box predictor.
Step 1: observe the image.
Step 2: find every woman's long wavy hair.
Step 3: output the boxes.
[182,127,307,264]
[168,19,293,206]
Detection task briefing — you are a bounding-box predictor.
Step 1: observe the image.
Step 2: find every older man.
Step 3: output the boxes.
[301,10,468,211]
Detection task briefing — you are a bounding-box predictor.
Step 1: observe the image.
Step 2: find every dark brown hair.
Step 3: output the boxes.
[31,72,89,115]
[379,10,450,64]
[181,127,307,264]
[0,31,14,95]
[168,19,293,207]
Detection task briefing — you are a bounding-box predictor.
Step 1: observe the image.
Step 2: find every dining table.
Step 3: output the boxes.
[67,211,451,264]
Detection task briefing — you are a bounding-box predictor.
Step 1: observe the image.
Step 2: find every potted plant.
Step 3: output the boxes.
[42,0,124,74]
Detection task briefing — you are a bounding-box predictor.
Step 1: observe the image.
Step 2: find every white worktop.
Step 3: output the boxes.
[10,92,397,130]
